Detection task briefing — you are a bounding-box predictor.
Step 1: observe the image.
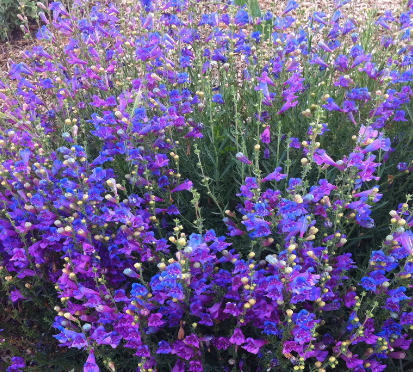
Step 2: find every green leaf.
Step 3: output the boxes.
[234,0,261,18]
[254,19,273,40]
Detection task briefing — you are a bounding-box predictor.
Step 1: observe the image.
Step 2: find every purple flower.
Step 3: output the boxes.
[376,16,391,30]
[318,41,333,53]
[213,337,231,350]
[148,313,164,327]
[10,289,27,303]
[83,350,99,372]
[290,137,300,148]
[189,360,203,372]
[334,55,348,71]
[335,0,351,8]
[184,334,199,348]
[400,312,413,325]
[157,340,172,354]
[394,110,408,121]
[136,345,151,357]
[7,357,25,372]
[322,98,343,112]
[171,360,185,372]
[260,126,271,144]
[167,205,180,215]
[173,341,195,359]
[398,162,408,172]
[241,338,268,354]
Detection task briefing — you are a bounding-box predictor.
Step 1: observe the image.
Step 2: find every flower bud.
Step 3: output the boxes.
[177,238,186,246]
[241,277,249,284]
[306,251,316,259]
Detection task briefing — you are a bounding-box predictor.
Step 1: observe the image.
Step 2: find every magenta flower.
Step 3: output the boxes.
[388,351,406,359]
[277,98,298,114]
[362,137,391,154]
[262,167,287,182]
[313,149,338,168]
[257,71,275,86]
[171,179,193,193]
[236,152,252,165]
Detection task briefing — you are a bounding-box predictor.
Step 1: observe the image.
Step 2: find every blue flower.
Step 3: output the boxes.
[263,321,279,335]
[131,283,148,297]
[212,94,224,104]
[235,9,249,26]
[188,233,202,250]
[360,277,377,291]
[36,25,53,41]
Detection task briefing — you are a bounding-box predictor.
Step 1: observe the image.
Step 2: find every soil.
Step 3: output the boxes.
[0,23,40,74]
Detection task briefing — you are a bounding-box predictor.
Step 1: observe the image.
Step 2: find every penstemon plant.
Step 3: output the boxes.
[0,0,413,371]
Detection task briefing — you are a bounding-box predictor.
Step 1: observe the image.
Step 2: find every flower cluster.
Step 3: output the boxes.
[0,0,412,371]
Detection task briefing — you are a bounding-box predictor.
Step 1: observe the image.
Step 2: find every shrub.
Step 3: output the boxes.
[0,0,48,41]
[0,0,413,371]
